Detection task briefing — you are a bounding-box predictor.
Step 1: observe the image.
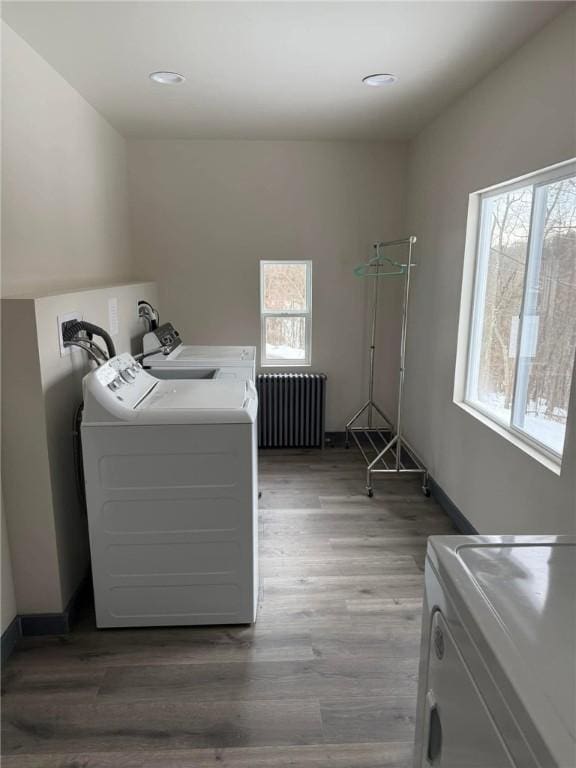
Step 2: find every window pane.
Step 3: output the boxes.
[262,263,308,311]
[512,176,576,454]
[468,186,533,424]
[265,316,306,361]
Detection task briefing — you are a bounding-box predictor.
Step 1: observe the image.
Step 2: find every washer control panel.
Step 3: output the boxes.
[151,323,182,352]
[94,353,156,405]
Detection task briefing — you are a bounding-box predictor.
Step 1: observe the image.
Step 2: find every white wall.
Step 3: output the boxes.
[2,7,574,634]
[1,498,17,633]
[404,8,576,534]
[1,23,132,297]
[2,283,157,615]
[128,140,408,429]
[1,308,17,635]
[1,297,61,613]
[1,24,146,619]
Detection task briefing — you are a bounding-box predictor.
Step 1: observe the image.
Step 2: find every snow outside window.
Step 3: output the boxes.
[466,164,576,460]
[260,261,312,366]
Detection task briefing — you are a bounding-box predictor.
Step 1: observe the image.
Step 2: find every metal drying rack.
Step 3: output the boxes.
[345,236,429,497]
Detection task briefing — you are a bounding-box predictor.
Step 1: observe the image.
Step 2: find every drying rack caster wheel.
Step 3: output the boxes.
[422,486,430,498]
[345,442,350,449]
[367,488,374,498]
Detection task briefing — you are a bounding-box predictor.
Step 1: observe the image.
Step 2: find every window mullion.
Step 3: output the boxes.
[262,310,308,317]
[510,185,547,430]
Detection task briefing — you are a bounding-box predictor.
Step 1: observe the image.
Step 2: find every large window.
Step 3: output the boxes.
[260,260,312,366]
[465,162,576,461]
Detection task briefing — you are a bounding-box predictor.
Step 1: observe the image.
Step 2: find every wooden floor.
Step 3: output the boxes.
[2,447,455,767]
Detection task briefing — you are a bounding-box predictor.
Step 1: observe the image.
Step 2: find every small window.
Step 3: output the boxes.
[260,260,312,366]
[465,162,576,461]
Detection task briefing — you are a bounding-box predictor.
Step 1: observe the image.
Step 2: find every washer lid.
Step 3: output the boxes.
[82,354,258,425]
[429,535,576,768]
[132,379,256,424]
[150,345,256,367]
[141,380,247,411]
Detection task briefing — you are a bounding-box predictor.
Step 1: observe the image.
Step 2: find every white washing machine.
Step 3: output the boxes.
[81,353,259,628]
[413,535,575,768]
[142,322,256,382]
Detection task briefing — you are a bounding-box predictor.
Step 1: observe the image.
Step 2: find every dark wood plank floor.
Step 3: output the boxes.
[1,447,455,767]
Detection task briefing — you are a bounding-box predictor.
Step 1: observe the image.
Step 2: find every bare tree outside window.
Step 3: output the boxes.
[260,262,312,365]
[467,167,576,458]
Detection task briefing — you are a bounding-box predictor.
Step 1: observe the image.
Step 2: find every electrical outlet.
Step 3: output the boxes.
[58,312,82,357]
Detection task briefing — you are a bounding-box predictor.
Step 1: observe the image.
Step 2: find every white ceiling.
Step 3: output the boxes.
[3,1,567,140]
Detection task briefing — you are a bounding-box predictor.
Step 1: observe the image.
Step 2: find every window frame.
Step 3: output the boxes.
[259,259,313,367]
[457,159,576,469]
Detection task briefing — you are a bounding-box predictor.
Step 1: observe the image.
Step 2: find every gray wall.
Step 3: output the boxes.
[128,139,408,430]
[404,8,576,534]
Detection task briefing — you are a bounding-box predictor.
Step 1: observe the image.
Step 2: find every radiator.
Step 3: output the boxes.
[257,373,327,448]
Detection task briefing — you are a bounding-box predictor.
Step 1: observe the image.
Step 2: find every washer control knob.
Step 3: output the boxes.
[108,377,122,391]
[120,368,136,383]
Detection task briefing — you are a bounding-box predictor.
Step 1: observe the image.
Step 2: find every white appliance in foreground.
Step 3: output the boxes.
[81,353,259,628]
[142,322,256,381]
[413,535,575,768]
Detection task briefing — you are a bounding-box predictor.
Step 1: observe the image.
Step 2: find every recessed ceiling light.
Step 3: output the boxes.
[149,71,185,85]
[362,73,398,87]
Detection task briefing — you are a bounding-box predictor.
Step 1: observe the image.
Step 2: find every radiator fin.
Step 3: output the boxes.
[257,374,327,448]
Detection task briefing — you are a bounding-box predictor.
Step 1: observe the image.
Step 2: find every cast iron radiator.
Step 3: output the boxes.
[256,373,327,448]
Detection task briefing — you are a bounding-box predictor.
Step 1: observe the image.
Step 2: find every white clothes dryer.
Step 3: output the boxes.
[413,535,575,768]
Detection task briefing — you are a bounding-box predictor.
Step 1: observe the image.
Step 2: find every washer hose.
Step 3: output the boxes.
[62,320,116,359]
[72,402,86,513]
[138,300,159,331]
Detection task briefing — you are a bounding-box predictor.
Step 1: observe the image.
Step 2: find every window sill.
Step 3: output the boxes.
[454,400,562,476]
[260,362,312,369]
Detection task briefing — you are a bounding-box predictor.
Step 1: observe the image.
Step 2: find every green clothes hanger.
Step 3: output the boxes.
[353,237,416,278]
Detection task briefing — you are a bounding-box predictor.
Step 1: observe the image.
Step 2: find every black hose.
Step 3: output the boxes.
[62,320,116,358]
[72,402,86,514]
[138,300,159,331]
